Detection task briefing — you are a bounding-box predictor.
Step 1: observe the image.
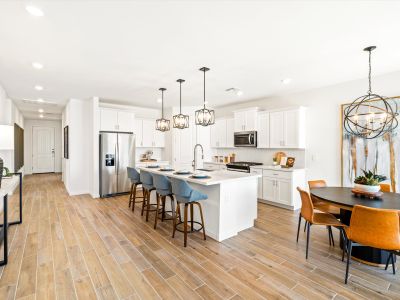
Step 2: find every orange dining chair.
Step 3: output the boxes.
[296,187,346,259]
[344,205,400,284]
[380,183,391,193]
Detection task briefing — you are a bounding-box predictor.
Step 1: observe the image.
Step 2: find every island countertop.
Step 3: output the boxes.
[138,167,261,186]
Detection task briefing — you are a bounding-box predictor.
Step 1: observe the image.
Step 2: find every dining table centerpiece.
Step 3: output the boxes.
[354,170,387,193]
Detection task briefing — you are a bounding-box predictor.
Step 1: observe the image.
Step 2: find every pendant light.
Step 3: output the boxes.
[344,46,398,139]
[173,79,189,129]
[195,67,215,126]
[155,88,170,132]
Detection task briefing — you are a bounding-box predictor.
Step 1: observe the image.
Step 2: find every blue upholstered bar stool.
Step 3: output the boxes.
[171,178,207,247]
[140,170,157,222]
[152,173,176,230]
[127,167,145,212]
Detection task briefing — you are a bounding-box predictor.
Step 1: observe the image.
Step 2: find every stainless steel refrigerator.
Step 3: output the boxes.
[99,132,135,197]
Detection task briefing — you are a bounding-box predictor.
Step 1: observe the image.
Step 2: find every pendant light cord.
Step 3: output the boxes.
[179,81,182,114]
[203,69,206,109]
[368,49,372,95]
[161,89,164,118]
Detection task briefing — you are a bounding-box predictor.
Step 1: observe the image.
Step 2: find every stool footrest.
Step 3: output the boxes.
[174,221,204,233]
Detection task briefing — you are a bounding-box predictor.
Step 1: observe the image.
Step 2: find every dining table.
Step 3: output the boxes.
[310,187,400,266]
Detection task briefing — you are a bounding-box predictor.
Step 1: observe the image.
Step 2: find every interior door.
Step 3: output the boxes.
[32,126,55,173]
[117,133,134,193]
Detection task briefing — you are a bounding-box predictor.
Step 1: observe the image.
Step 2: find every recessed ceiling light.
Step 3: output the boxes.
[236,90,243,96]
[226,87,243,97]
[157,98,162,103]
[37,98,44,102]
[32,62,43,69]
[38,108,44,113]
[39,114,44,118]
[281,78,292,85]
[34,85,43,91]
[25,5,44,17]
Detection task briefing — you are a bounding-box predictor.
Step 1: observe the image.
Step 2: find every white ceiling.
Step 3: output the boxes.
[1,1,400,119]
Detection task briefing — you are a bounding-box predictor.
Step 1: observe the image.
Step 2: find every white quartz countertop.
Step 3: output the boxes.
[139,167,261,186]
[0,175,19,212]
[250,165,305,172]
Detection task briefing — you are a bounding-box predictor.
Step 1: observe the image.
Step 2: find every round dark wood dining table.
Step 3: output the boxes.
[310,187,400,265]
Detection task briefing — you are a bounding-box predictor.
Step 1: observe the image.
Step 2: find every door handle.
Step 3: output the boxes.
[115,144,117,173]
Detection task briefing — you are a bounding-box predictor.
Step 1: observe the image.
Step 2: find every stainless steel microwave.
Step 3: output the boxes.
[234,131,257,147]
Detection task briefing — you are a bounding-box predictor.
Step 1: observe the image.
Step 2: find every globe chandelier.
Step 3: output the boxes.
[173,79,189,129]
[155,88,170,132]
[195,67,215,126]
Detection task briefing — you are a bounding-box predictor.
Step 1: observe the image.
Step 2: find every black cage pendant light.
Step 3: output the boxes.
[343,46,398,139]
[173,79,189,129]
[156,88,170,132]
[195,67,215,126]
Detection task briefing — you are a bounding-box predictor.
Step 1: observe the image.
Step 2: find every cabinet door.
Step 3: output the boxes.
[245,110,258,131]
[133,119,143,147]
[217,119,227,148]
[226,118,234,148]
[142,119,155,147]
[154,129,165,147]
[234,111,246,132]
[257,112,269,148]
[275,180,292,205]
[117,111,135,132]
[100,108,118,131]
[284,109,299,148]
[262,177,276,201]
[251,169,263,199]
[210,124,219,148]
[269,111,284,148]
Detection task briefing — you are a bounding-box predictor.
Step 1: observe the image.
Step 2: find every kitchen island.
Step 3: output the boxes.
[139,167,261,242]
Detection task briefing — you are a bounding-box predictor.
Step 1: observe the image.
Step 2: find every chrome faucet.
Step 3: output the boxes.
[192,144,204,171]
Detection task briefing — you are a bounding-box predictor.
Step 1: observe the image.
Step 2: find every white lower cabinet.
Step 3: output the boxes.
[250,168,263,199]
[257,168,305,210]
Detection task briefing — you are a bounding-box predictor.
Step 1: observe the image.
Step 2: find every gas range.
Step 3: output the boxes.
[226,161,263,173]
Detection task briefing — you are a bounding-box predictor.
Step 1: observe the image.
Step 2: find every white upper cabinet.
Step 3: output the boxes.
[234,108,258,132]
[100,108,135,132]
[226,118,235,148]
[217,120,227,148]
[257,112,270,148]
[269,107,305,149]
[136,118,165,148]
[133,119,143,147]
[210,118,234,148]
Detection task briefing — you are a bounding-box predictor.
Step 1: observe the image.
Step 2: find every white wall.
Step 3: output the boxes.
[24,119,62,175]
[215,70,400,186]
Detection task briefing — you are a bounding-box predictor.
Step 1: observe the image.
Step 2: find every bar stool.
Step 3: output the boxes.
[170,178,207,247]
[152,173,176,230]
[127,167,144,212]
[140,170,156,222]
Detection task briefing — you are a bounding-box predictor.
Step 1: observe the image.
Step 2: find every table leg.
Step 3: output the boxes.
[0,194,8,266]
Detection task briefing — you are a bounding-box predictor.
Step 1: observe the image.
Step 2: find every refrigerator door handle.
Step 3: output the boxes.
[117,140,119,175]
[115,144,118,173]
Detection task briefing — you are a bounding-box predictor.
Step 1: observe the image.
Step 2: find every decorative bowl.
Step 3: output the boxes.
[354,184,381,193]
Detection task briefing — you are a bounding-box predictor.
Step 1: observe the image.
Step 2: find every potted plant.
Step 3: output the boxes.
[354,170,387,193]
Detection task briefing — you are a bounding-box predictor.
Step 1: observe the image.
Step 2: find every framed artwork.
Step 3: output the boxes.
[341,96,400,192]
[64,126,69,159]
[286,157,295,168]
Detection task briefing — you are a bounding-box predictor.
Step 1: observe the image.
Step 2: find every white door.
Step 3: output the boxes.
[226,118,235,148]
[257,112,269,148]
[117,111,135,132]
[100,108,118,131]
[32,126,55,173]
[269,111,284,148]
[275,180,292,205]
[262,177,276,201]
[284,109,299,148]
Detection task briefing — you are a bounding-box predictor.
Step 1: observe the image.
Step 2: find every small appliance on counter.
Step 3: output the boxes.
[226,161,262,173]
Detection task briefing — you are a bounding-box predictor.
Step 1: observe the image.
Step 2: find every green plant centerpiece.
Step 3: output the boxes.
[354,170,387,193]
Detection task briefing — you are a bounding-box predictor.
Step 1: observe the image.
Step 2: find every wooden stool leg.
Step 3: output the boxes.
[146,190,151,222]
[131,183,137,212]
[196,202,206,241]
[184,203,188,247]
[190,203,194,232]
[172,203,179,238]
[161,196,166,222]
[129,183,134,208]
[141,189,146,216]
[154,193,160,229]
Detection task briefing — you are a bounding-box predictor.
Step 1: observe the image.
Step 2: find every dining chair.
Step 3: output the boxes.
[380,183,391,193]
[127,167,144,212]
[344,205,400,284]
[296,187,346,259]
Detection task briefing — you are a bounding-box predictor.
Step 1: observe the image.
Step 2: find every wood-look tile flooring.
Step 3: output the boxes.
[0,174,399,299]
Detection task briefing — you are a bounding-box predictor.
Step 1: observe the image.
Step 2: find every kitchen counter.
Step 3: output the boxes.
[250,165,305,172]
[139,167,260,242]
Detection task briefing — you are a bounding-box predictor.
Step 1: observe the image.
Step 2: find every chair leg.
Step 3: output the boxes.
[391,253,396,275]
[172,202,178,238]
[141,189,146,216]
[306,222,311,259]
[161,196,166,222]
[154,193,160,229]
[190,203,194,232]
[304,220,307,232]
[196,202,206,241]
[340,228,346,262]
[129,183,134,208]
[385,253,391,271]
[345,240,353,284]
[145,190,151,222]
[296,214,302,243]
[328,226,334,247]
[131,183,137,211]
[183,203,188,247]
[327,226,331,246]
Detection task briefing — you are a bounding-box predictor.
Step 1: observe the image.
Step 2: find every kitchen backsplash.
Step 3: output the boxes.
[212,148,306,168]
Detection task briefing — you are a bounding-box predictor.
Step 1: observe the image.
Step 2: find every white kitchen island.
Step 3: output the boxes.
[139,167,261,242]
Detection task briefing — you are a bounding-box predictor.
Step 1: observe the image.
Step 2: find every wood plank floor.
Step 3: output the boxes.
[0,173,399,299]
